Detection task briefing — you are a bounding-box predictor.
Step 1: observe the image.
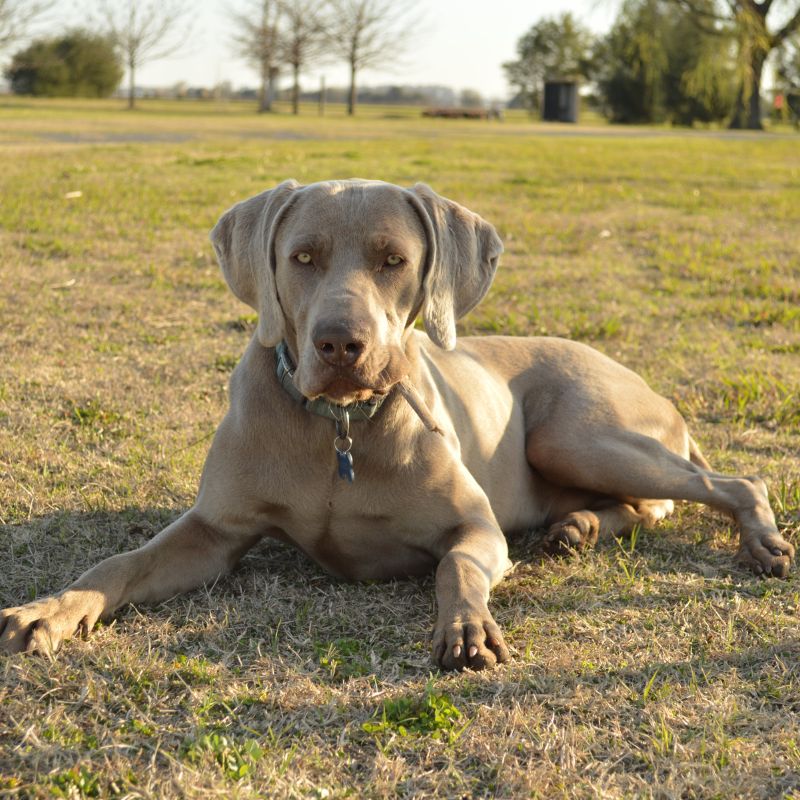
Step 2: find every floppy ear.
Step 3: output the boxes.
[210,179,300,347]
[408,183,503,350]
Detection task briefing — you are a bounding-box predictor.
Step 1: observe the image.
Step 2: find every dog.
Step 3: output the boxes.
[0,180,793,670]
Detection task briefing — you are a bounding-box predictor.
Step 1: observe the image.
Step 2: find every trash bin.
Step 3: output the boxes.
[542,81,578,123]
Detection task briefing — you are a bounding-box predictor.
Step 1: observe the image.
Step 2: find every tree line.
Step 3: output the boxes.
[2,0,799,128]
[0,0,421,114]
[504,0,800,129]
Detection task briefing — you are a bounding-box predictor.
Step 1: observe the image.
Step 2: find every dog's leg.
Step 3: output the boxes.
[431,522,512,671]
[544,500,675,555]
[529,429,794,576]
[0,511,260,654]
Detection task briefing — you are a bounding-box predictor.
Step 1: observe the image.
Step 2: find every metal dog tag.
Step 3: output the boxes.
[336,449,355,482]
[332,408,355,482]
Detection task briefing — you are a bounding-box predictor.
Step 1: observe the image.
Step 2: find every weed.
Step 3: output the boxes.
[213,354,239,372]
[184,732,264,781]
[316,637,372,680]
[68,398,123,430]
[51,766,101,798]
[362,682,469,744]
[173,653,217,685]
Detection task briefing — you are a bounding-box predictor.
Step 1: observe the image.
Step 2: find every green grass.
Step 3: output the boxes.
[0,97,799,799]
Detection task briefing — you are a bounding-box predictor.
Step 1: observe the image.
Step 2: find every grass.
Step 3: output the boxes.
[0,97,799,798]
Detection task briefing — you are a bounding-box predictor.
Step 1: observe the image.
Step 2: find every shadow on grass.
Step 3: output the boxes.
[1,507,794,682]
[0,507,437,676]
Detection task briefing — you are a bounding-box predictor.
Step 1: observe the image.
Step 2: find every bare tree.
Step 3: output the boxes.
[280,0,328,115]
[231,0,282,113]
[327,0,421,115]
[0,0,53,52]
[97,0,192,109]
[671,0,800,129]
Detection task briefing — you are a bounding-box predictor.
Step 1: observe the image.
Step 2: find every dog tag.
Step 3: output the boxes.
[337,449,355,482]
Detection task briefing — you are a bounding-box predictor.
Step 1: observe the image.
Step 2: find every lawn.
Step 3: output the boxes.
[0,98,799,799]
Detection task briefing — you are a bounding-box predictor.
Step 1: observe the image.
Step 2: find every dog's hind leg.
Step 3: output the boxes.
[527,428,794,577]
[0,511,261,655]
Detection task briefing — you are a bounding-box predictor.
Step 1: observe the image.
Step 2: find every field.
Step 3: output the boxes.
[0,98,799,799]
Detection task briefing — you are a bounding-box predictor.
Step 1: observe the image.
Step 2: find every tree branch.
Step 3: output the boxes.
[773,3,800,46]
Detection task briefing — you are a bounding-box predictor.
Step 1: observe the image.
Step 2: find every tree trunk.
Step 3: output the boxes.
[729,50,766,129]
[259,61,271,113]
[127,57,135,110]
[347,61,356,116]
[267,67,279,111]
[258,74,268,112]
[527,86,536,118]
[729,14,768,131]
[292,63,300,115]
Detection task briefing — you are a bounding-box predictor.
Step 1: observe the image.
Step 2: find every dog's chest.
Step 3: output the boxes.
[277,494,436,580]
[262,455,440,580]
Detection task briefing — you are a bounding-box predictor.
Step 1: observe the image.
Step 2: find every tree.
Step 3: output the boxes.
[593,0,668,122]
[664,4,737,124]
[0,0,53,52]
[279,0,329,115]
[593,0,736,124]
[326,0,421,116]
[502,13,594,116]
[670,0,800,128]
[96,0,192,110]
[775,36,800,121]
[231,0,283,113]
[5,30,122,96]
[459,88,483,107]
[775,35,800,89]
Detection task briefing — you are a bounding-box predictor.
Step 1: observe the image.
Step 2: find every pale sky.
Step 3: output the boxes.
[125,0,617,102]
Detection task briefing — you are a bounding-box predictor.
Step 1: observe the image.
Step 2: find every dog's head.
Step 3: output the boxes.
[210,179,502,404]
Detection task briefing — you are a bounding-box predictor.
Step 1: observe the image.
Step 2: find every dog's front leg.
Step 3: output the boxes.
[432,521,512,671]
[0,510,260,655]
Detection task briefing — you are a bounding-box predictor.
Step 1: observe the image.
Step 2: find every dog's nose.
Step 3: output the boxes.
[313,325,366,367]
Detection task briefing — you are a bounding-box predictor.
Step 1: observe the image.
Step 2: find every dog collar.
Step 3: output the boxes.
[275,340,386,422]
[275,340,387,483]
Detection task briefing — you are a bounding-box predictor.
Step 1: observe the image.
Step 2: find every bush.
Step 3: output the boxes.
[5,30,122,97]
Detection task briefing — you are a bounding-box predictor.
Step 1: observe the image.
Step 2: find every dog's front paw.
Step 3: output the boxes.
[737,530,795,578]
[432,606,510,671]
[0,591,103,655]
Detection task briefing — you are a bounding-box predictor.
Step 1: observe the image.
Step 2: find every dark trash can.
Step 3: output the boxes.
[543,81,578,123]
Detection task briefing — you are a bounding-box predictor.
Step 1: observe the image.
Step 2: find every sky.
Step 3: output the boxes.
[123,0,618,102]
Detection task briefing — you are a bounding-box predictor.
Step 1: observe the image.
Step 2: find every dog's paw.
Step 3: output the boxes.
[737,530,795,578]
[432,607,510,671]
[543,511,599,556]
[0,592,102,655]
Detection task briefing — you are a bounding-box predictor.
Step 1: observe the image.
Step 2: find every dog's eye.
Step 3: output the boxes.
[295,252,313,265]
[385,254,404,267]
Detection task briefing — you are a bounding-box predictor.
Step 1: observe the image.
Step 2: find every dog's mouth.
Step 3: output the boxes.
[299,351,410,407]
[306,369,397,405]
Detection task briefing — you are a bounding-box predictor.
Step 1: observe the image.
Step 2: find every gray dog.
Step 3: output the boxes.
[1,180,793,670]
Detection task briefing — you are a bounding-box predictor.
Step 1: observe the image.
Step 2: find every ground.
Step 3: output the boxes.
[0,99,798,799]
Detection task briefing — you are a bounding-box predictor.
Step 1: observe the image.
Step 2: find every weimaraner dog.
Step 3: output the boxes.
[1,180,794,669]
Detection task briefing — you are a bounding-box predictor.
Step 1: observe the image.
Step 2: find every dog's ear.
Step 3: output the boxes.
[210,180,300,347]
[407,183,503,350]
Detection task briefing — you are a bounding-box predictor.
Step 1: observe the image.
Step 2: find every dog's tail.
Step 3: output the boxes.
[687,435,715,491]
[688,435,712,471]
